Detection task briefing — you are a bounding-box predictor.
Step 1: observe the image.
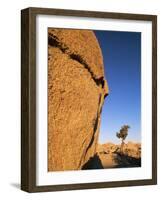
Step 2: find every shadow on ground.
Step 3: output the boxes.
[10,183,20,189]
[82,152,141,170]
[113,152,141,168]
[82,153,104,169]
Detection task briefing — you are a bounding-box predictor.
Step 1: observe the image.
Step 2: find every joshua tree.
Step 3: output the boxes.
[116,125,130,154]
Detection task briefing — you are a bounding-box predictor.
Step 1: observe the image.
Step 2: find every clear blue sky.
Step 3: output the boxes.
[94,30,141,144]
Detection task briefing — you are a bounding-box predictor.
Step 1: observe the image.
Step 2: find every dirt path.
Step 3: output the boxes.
[99,153,118,168]
[98,152,141,168]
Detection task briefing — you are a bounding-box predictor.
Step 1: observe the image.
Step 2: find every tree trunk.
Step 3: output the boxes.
[120,139,124,154]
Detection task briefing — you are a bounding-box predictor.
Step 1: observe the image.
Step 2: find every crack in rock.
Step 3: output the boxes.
[48,33,106,90]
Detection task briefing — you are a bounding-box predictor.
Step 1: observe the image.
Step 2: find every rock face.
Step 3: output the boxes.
[48,29,108,171]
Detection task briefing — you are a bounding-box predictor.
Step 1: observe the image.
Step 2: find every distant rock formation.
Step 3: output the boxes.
[97,142,141,168]
[97,142,141,158]
[48,29,108,171]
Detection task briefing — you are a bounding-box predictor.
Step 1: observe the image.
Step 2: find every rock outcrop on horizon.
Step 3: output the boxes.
[97,142,141,168]
[48,29,108,171]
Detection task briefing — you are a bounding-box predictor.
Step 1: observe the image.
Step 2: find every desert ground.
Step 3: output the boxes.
[83,142,141,169]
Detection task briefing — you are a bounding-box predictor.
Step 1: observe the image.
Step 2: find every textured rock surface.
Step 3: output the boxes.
[48,28,108,171]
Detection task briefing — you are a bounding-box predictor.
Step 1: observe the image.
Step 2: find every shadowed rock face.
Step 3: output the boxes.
[48,29,108,171]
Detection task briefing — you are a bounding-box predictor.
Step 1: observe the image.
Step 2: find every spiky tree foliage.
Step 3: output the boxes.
[116,125,130,154]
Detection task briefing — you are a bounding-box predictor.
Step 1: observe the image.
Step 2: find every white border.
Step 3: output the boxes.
[36,15,152,186]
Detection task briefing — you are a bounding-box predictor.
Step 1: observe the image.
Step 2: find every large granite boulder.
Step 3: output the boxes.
[48,28,108,171]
